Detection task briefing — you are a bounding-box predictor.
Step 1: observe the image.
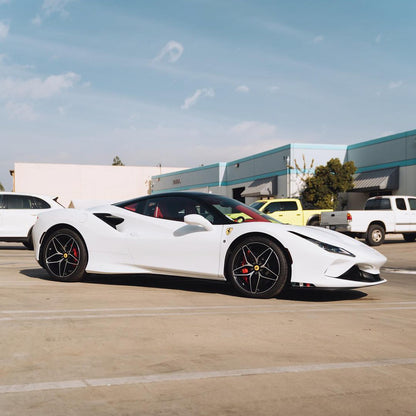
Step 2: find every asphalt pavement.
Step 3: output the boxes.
[0,240,415,416]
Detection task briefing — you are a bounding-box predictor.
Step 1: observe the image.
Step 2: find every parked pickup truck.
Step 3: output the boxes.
[249,198,332,226]
[320,195,416,246]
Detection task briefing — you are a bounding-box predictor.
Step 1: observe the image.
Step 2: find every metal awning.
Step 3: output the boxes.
[241,177,277,197]
[351,167,399,192]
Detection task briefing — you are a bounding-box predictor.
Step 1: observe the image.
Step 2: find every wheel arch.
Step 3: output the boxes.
[367,220,386,231]
[306,214,320,226]
[224,232,293,283]
[39,223,89,267]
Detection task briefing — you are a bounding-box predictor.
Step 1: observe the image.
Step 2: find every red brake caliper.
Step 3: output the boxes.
[241,249,250,282]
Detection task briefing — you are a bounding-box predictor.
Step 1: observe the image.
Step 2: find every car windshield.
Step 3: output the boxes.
[249,201,265,210]
[198,194,279,224]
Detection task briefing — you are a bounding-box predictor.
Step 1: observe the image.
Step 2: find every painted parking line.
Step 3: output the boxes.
[382,267,416,275]
[1,303,416,321]
[1,357,415,394]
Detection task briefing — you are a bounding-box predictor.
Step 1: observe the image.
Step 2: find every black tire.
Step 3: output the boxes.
[307,219,320,227]
[403,233,416,243]
[41,228,88,282]
[225,236,289,298]
[366,224,385,246]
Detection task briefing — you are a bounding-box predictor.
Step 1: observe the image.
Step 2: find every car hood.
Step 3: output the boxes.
[282,224,384,255]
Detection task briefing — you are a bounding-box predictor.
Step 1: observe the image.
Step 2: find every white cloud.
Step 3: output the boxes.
[42,0,73,17]
[153,40,184,63]
[0,72,80,100]
[375,34,382,43]
[32,15,42,26]
[0,21,9,40]
[269,86,280,93]
[32,0,74,25]
[181,88,215,110]
[313,35,324,44]
[0,0,11,4]
[236,85,249,93]
[388,80,403,89]
[6,101,38,121]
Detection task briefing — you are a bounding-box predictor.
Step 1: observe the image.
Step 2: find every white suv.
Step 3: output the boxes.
[0,192,64,249]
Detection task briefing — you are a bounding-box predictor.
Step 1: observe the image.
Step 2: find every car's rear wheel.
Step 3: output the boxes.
[41,228,87,282]
[226,236,288,298]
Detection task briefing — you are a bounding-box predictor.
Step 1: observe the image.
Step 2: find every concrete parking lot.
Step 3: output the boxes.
[0,239,415,415]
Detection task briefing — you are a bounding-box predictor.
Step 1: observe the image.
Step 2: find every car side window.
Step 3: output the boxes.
[264,202,280,213]
[116,196,222,224]
[143,196,203,222]
[280,201,298,211]
[3,195,50,209]
[409,199,416,210]
[396,198,407,211]
[0,195,5,209]
[5,195,26,209]
[28,196,50,209]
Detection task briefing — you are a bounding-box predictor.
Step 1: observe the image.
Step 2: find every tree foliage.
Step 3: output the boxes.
[112,156,124,166]
[0,181,4,192]
[301,158,356,209]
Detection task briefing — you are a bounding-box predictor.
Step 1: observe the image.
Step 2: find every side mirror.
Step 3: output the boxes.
[184,214,213,231]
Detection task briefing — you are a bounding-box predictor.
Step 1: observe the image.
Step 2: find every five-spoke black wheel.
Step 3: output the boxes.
[226,236,289,298]
[41,228,87,281]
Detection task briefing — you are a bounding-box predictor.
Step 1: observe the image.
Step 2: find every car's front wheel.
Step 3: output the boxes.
[41,228,87,282]
[226,236,289,298]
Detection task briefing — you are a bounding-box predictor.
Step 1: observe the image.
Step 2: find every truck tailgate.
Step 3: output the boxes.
[320,211,348,226]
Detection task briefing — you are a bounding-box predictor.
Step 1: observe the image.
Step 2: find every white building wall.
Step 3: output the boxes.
[13,163,184,207]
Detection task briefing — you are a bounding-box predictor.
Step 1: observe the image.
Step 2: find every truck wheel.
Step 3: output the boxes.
[366,224,385,246]
[403,233,416,242]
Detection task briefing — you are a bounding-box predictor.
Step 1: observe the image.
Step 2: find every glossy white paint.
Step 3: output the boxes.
[32,198,387,290]
[0,192,63,241]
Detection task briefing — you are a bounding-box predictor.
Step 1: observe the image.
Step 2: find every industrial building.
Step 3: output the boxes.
[11,163,185,208]
[151,129,416,209]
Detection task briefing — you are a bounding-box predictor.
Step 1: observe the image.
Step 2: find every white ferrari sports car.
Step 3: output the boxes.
[32,192,387,298]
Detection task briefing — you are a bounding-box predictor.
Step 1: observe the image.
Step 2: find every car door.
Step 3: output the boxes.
[394,197,411,232]
[1,194,51,237]
[408,198,416,231]
[122,195,225,279]
[2,195,36,237]
[0,195,5,236]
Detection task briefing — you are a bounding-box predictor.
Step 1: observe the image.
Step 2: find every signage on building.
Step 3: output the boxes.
[173,179,181,185]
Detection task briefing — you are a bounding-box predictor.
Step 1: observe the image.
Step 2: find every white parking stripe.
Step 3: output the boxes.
[382,268,416,275]
[1,304,416,321]
[1,357,415,394]
[2,301,416,315]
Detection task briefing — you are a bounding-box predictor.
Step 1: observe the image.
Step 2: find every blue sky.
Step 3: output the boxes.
[0,0,415,190]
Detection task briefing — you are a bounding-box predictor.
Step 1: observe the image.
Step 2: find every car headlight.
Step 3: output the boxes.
[290,231,355,257]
